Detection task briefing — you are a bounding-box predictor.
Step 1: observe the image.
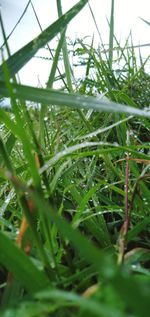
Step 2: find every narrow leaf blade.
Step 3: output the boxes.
[0,232,50,293]
[0,81,150,118]
[0,0,88,79]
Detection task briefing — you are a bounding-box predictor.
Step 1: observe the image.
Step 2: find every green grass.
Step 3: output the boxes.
[0,1,150,316]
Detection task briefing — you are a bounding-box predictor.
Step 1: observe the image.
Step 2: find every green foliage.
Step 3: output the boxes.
[0,231,50,294]
[0,1,150,317]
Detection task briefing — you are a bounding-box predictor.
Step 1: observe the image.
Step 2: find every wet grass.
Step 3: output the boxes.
[0,1,150,316]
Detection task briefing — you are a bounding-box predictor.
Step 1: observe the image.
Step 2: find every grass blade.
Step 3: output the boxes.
[0,0,88,79]
[34,288,128,317]
[139,17,150,26]
[1,80,150,118]
[109,0,115,68]
[0,232,49,294]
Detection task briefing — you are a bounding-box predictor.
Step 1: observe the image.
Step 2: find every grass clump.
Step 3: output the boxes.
[0,1,150,316]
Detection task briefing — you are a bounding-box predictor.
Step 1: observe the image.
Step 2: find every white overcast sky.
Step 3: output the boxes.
[0,0,150,86]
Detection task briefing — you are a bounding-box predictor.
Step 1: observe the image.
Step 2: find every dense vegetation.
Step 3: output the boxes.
[0,1,150,316]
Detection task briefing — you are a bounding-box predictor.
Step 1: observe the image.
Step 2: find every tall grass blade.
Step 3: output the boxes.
[109,0,115,68]
[0,0,88,79]
[0,0,31,49]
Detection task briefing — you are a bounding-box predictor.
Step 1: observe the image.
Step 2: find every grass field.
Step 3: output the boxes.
[0,1,150,316]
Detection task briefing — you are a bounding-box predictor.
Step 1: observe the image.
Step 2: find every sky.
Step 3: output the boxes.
[0,0,149,87]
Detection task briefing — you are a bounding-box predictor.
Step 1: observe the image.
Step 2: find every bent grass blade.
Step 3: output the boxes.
[0,81,150,118]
